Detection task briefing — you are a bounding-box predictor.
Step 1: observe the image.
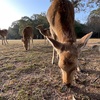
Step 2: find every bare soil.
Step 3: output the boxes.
[0,39,100,100]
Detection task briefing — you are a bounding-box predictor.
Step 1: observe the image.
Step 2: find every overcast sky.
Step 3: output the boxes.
[0,0,95,29]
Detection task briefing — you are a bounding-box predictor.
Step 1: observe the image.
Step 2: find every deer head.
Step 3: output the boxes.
[21,38,28,50]
[47,32,92,86]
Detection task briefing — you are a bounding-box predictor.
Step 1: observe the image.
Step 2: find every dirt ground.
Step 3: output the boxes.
[0,39,100,100]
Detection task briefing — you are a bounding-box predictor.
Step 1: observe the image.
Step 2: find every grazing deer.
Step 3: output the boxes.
[36,24,51,44]
[0,29,8,45]
[22,26,34,50]
[46,0,93,87]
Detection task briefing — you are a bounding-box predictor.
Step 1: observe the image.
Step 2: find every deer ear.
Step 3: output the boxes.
[77,32,93,49]
[47,37,63,50]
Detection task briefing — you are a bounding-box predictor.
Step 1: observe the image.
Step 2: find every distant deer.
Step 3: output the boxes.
[36,24,51,44]
[46,0,93,87]
[0,29,8,45]
[22,26,34,50]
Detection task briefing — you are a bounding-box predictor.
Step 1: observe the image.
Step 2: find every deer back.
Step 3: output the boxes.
[0,29,8,37]
[23,26,33,39]
[47,0,76,43]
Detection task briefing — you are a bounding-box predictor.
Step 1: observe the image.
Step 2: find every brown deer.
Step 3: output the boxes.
[0,29,8,45]
[36,24,51,37]
[46,0,93,87]
[36,24,51,44]
[22,26,34,50]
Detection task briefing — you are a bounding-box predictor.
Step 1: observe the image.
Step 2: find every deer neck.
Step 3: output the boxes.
[52,26,76,44]
[60,31,76,44]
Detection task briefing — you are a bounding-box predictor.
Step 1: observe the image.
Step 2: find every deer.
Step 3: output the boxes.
[0,29,8,45]
[46,0,93,88]
[36,24,51,44]
[21,26,34,51]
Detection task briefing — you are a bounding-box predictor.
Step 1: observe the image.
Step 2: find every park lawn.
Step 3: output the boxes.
[0,39,100,100]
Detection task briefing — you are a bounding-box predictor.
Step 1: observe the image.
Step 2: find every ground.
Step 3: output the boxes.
[0,39,100,100]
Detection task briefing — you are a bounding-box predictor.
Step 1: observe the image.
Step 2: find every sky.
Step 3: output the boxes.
[0,0,96,29]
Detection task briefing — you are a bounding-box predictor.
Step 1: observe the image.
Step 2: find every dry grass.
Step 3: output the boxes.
[0,39,100,100]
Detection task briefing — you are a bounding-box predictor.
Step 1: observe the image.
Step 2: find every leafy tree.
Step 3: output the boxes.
[18,16,33,36]
[50,0,100,11]
[8,21,21,39]
[31,13,49,39]
[7,13,50,39]
[87,8,100,38]
[74,21,86,38]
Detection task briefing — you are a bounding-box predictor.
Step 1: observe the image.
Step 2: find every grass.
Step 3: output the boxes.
[0,39,100,100]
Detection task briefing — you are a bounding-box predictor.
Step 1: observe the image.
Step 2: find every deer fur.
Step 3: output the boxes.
[0,29,8,45]
[46,0,93,86]
[22,26,34,50]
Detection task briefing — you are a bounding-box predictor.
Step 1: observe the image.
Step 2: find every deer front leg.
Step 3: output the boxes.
[31,38,33,48]
[2,38,5,45]
[52,48,56,64]
[4,36,7,45]
[50,27,57,64]
[2,38,3,45]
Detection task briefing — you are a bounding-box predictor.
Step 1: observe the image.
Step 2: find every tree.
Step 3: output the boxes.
[74,20,87,38]
[7,13,50,39]
[87,8,100,38]
[50,0,100,11]
[31,13,49,39]
[8,21,21,39]
[18,16,34,36]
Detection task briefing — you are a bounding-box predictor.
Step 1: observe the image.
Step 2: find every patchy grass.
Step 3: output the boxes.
[0,39,100,100]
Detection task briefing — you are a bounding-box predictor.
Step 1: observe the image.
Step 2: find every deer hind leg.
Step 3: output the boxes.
[31,37,33,48]
[5,36,8,44]
[3,36,6,45]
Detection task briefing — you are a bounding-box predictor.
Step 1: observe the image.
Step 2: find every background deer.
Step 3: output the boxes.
[22,26,34,50]
[36,24,51,44]
[46,0,93,87]
[0,29,8,45]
